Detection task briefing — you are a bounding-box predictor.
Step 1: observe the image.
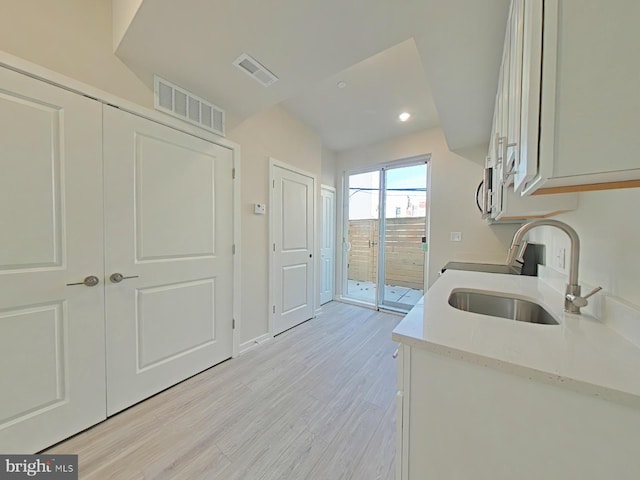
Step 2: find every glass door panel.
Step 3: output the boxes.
[379,164,427,311]
[345,171,379,305]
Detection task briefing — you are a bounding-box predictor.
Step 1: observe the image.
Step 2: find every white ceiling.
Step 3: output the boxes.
[282,39,439,151]
[115,0,510,152]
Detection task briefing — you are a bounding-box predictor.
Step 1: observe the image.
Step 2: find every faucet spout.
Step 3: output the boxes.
[507,219,584,313]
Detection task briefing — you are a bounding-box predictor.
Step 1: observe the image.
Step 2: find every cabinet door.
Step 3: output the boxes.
[0,67,106,453]
[523,0,640,193]
[103,106,234,415]
[395,344,410,480]
[515,0,543,192]
[548,0,640,178]
[507,0,526,192]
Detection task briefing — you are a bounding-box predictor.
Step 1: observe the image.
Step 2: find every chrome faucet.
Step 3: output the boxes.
[506,219,601,314]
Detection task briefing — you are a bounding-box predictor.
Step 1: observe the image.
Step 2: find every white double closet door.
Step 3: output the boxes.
[0,66,234,453]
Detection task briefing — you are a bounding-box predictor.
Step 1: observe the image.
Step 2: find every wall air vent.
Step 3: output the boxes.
[232,53,278,87]
[154,76,225,136]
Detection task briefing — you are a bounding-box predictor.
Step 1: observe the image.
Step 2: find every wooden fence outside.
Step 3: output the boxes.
[348,217,425,290]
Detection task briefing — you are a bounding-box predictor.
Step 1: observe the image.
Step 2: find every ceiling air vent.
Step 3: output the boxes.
[154,76,225,136]
[233,53,278,87]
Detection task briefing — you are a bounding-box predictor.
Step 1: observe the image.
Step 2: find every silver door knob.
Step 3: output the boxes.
[66,275,100,287]
[110,273,139,283]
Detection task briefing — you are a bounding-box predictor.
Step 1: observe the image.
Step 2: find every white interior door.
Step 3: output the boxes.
[320,186,336,305]
[0,67,106,453]
[103,106,234,415]
[272,163,314,335]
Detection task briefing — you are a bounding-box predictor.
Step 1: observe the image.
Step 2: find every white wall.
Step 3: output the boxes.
[112,0,144,50]
[527,188,640,309]
[321,146,338,188]
[0,0,152,108]
[336,127,519,291]
[227,105,323,346]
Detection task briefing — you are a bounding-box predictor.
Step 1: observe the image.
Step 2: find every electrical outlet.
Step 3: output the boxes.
[450,232,462,242]
[556,247,566,270]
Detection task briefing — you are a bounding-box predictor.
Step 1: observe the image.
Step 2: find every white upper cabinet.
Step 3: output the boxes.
[484,0,577,221]
[520,0,640,194]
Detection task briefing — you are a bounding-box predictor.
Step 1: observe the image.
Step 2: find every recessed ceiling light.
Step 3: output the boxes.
[398,112,411,122]
[337,81,347,89]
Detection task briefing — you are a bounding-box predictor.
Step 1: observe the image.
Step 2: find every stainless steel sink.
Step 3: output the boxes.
[442,262,521,275]
[448,289,559,325]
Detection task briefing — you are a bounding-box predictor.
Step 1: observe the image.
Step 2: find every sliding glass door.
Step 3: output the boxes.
[344,159,428,312]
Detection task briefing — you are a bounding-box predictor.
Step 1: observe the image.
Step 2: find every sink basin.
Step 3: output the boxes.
[448,289,558,325]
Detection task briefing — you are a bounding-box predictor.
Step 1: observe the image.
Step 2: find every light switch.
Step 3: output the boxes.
[254,203,266,215]
[450,232,462,242]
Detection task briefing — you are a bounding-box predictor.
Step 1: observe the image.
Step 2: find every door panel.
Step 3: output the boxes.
[282,179,310,249]
[104,106,233,415]
[345,171,379,303]
[380,165,427,311]
[0,67,105,453]
[135,134,215,260]
[320,187,335,305]
[0,304,64,424]
[273,165,314,335]
[0,93,62,269]
[282,264,309,313]
[136,279,216,369]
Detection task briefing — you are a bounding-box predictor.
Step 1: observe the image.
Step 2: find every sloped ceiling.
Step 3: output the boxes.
[115,0,509,152]
[282,39,440,151]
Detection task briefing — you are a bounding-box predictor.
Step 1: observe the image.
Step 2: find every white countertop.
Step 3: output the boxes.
[392,270,640,407]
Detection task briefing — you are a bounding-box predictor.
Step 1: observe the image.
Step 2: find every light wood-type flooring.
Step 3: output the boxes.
[47,301,401,479]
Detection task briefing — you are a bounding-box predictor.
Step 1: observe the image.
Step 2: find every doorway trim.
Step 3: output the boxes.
[339,154,431,311]
[269,158,317,336]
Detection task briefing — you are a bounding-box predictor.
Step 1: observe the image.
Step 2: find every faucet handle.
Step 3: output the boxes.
[515,241,529,264]
[583,286,603,300]
[566,286,602,308]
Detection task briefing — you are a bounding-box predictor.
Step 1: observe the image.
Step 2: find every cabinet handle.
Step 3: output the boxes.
[66,275,100,287]
[499,137,518,181]
[475,180,484,213]
[110,273,139,283]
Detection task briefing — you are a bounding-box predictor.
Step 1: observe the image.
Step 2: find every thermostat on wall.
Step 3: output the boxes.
[254,203,266,215]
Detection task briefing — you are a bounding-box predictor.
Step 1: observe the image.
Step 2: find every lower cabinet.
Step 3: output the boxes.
[396,345,640,479]
[0,66,234,452]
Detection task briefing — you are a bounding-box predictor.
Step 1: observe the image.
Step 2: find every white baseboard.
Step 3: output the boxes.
[239,333,272,355]
[315,307,323,317]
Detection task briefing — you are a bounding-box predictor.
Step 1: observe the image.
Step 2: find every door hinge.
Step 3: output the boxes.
[232,168,236,179]
[273,243,276,252]
[232,244,236,254]
[232,318,236,329]
[273,179,275,188]
[273,305,276,314]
